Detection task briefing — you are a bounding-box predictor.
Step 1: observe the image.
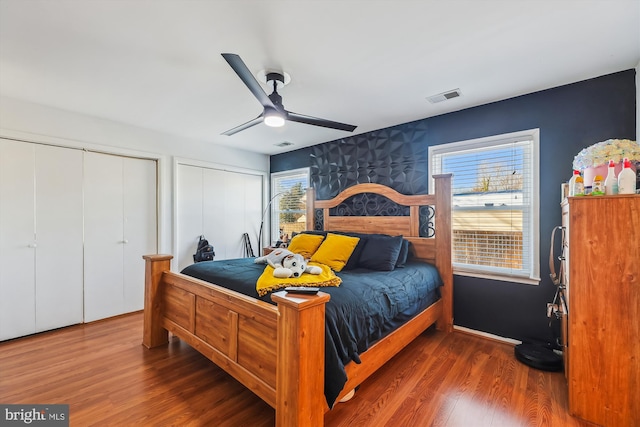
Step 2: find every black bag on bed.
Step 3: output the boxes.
[193,235,215,262]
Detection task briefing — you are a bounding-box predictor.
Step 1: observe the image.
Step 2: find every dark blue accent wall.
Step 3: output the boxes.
[271,69,637,343]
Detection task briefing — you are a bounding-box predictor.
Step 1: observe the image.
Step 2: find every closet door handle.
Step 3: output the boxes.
[27,243,37,248]
[120,239,129,244]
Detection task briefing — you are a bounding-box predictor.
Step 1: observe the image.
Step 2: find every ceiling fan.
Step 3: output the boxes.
[221,53,357,136]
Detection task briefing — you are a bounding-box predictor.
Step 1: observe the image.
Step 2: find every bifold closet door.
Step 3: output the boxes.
[240,173,262,256]
[84,153,124,322]
[122,157,157,313]
[84,152,157,322]
[34,145,83,332]
[0,140,83,340]
[0,140,36,340]
[202,168,226,259]
[176,164,204,272]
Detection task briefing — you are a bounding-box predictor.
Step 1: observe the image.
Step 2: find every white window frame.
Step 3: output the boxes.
[269,167,310,247]
[429,129,540,285]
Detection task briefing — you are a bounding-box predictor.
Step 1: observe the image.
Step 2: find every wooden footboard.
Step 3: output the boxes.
[143,254,330,426]
[143,256,443,425]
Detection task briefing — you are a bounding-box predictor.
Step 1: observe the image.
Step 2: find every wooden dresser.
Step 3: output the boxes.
[561,195,639,427]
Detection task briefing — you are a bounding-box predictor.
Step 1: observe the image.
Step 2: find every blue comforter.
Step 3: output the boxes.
[181,258,442,407]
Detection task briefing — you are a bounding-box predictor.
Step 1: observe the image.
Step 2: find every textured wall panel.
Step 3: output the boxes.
[310,121,430,200]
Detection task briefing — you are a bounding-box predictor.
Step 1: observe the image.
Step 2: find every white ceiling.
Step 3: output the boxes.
[1,0,639,156]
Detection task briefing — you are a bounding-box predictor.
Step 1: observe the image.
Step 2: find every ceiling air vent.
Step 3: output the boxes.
[275,141,294,147]
[427,88,462,104]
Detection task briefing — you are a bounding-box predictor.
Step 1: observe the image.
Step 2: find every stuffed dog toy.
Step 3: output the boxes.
[255,248,322,278]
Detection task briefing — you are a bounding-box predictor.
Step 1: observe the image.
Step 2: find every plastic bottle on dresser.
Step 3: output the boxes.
[574,175,584,196]
[617,157,637,194]
[591,175,604,195]
[568,170,584,196]
[604,160,618,195]
[568,170,579,196]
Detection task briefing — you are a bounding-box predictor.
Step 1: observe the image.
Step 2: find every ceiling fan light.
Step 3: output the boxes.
[264,110,285,127]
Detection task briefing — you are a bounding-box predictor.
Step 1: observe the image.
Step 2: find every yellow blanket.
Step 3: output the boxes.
[256,262,341,296]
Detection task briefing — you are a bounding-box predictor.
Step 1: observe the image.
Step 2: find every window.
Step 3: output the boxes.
[430,129,540,284]
[269,168,310,246]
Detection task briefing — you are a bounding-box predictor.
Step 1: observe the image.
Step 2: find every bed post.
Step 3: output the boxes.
[306,187,315,230]
[142,254,173,348]
[271,291,331,427]
[433,174,453,333]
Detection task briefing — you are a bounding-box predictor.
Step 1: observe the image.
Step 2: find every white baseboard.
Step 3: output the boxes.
[453,325,522,346]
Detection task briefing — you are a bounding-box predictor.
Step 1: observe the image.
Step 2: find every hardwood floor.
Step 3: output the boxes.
[0,312,592,427]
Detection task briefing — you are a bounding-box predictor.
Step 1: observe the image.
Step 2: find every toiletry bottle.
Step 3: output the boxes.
[591,175,604,195]
[618,157,637,194]
[574,175,584,196]
[604,160,618,195]
[568,170,581,196]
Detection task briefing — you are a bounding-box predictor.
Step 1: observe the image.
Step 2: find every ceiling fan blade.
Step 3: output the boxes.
[287,111,357,132]
[221,53,276,110]
[221,114,264,136]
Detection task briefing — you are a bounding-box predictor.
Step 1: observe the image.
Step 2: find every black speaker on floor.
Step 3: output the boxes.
[514,343,563,372]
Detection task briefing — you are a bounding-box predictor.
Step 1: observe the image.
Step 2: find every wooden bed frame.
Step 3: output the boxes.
[142,174,452,426]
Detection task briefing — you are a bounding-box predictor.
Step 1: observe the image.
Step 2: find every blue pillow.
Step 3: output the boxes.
[395,239,410,268]
[357,234,404,271]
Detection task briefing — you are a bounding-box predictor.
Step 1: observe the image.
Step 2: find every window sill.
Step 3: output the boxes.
[453,269,541,286]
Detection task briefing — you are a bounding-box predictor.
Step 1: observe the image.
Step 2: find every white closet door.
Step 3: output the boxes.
[0,139,36,340]
[122,157,157,313]
[84,152,125,322]
[177,165,204,271]
[34,145,83,331]
[222,172,246,259]
[217,172,262,259]
[242,173,262,257]
[203,168,226,259]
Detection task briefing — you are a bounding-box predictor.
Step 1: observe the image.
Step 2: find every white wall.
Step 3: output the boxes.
[0,96,269,261]
[636,61,639,142]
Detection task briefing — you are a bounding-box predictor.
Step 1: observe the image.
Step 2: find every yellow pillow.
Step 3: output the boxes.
[310,233,360,272]
[287,233,325,259]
